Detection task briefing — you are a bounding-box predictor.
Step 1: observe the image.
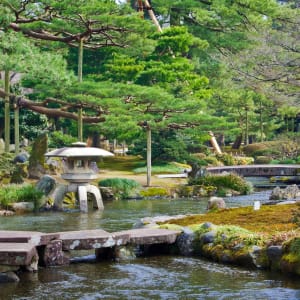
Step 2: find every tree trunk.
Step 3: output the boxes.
[260,101,263,142]
[14,104,20,154]
[245,107,249,146]
[143,0,162,32]
[146,127,152,186]
[78,38,83,141]
[231,134,243,150]
[4,70,10,152]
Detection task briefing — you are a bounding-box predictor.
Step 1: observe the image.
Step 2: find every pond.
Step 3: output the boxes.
[1,191,300,299]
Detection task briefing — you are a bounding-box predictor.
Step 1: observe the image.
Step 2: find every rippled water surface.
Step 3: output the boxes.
[1,191,300,299]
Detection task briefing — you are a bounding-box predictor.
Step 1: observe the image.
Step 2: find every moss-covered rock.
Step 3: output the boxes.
[280,237,300,275]
[28,134,48,179]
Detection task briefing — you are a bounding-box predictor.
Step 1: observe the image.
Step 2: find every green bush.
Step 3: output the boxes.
[189,173,253,195]
[0,184,44,210]
[255,156,272,164]
[278,159,296,164]
[98,178,141,200]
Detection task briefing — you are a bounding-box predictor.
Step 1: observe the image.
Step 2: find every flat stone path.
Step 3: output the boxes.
[0,228,181,270]
[56,229,130,250]
[116,228,180,245]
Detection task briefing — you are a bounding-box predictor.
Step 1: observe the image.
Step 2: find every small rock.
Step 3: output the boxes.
[207,196,226,210]
[13,152,29,163]
[10,202,34,213]
[201,231,216,244]
[0,272,19,283]
[0,210,15,216]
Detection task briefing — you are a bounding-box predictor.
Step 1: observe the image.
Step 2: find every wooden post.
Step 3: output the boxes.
[146,126,151,186]
[4,69,10,152]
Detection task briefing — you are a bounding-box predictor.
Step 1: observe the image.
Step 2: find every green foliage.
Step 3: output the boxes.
[0,184,44,210]
[48,131,77,148]
[189,173,253,195]
[98,178,141,200]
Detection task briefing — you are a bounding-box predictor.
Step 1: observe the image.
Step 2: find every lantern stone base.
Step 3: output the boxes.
[51,183,104,212]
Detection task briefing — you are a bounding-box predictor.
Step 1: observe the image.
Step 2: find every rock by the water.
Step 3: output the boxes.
[10,202,34,213]
[207,196,226,210]
[99,186,114,200]
[176,227,195,256]
[0,210,15,216]
[36,175,56,196]
[270,185,300,201]
[0,272,19,283]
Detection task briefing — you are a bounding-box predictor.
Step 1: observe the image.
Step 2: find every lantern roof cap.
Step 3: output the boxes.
[45,146,114,158]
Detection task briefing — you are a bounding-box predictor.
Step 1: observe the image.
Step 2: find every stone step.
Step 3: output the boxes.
[115,228,181,245]
[56,229,130,250]
[0,243,38,266]
[0,231,59,246]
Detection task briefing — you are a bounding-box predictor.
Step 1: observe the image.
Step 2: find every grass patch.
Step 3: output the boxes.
[133,162,187,174]
[0,184,44,210]
[98,177,141,200]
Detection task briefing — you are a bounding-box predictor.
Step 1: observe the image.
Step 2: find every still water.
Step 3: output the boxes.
[1,191,300,300]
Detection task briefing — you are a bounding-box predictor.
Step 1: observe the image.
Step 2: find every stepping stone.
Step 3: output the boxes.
[56,229,130,250]
[0,243,38,266]
[0,231,59,246]
[116,228,181,245]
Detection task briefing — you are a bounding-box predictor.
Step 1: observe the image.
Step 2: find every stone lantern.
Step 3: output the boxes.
[45,142,113,212]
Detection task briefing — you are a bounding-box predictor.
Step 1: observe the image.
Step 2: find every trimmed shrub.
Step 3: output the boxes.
[189,173,253,195]
[98,178,141,200]
[255,156,273,164]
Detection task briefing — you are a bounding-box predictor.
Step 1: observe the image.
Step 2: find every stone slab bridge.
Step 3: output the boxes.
[0,228,180,277]
[206,164,300,177]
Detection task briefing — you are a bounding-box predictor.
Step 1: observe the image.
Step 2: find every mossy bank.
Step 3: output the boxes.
[140,203,300,276]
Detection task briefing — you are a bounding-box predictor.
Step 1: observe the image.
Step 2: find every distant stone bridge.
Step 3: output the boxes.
[206,164,300,177]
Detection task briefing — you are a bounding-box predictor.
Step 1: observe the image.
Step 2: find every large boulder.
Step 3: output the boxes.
[269,185,300,201]
[36,175,56,196]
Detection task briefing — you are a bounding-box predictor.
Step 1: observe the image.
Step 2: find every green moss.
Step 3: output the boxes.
[141,187,168,197]
[158,224,183,231]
